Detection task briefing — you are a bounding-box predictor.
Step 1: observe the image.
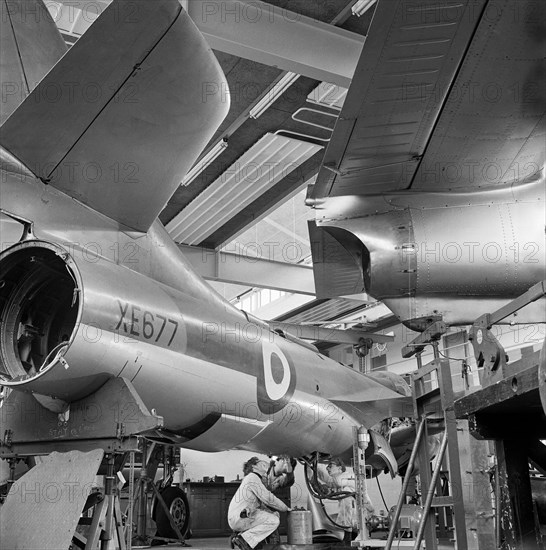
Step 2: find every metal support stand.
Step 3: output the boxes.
[131,440,190,547]
[126,451,136,550]
[409,359,468,550]
[385,420,427,550]
[0,378,163,550]
[101,454,118,550]
[388,319,470,550]
[454,280,546,550]
[352,426,370,545]
[469,280,546,386]
[351,426,397,548]
[0,377,162,457]
[83,455,127,550]
[135,439,150,545]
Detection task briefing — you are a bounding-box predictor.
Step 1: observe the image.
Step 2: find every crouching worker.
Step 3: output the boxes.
[228,457,291,550]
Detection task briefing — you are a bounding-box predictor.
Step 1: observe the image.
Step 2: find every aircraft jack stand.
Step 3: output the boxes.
[132,440,191,548]
[349,427,413,549]
[0,377,163,550]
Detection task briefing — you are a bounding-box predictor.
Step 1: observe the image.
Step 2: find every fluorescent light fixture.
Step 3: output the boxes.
[181,139,228,187]
[167,133,322,244]
[249,72,300,119]
[352,0,377,17]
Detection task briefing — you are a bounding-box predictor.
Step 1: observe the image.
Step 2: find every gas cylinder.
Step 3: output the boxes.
[287,508,313,544]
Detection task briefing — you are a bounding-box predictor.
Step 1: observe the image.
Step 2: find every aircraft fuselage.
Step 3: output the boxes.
[0,160,409,458]
[313,177,546,330]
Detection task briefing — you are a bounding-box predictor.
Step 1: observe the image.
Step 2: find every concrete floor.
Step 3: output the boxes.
[132,538,262,550]
[135,537,233,549]
[137,537,456,549]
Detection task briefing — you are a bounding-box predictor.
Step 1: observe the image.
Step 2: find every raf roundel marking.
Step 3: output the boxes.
[257,340,296,415]
[263,341,291,401]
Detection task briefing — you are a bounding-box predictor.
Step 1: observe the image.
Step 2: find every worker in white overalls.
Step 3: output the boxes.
[228,457,291,550]
[319,458,375,540]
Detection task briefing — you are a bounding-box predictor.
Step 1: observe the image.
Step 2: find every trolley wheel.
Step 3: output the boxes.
[154,486,190,539]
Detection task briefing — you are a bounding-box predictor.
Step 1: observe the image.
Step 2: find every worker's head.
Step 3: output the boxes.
[243,456,260,475]
[274,454,296,474]
[243,457,269,477]
[326,458,346,474]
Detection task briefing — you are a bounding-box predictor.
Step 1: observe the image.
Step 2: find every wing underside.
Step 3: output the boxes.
[311,0,545,199]
[332,396,414,429]
[331,373,413,428]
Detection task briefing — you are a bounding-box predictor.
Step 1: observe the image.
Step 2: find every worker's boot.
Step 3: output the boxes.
[267,529,281,545]
[233,534,253,550]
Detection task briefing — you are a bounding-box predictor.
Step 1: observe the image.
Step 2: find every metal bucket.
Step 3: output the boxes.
[287,509,313,545]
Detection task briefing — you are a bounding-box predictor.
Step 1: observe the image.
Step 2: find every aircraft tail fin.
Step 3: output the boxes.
[0,0,230,232]
[0,0,67,124]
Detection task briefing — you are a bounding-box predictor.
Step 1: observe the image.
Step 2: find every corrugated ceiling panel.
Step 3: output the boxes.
[167,133,322,244]
[284,298,366,325]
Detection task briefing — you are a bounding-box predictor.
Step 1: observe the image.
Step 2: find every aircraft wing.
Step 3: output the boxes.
[0,0,229,232]
[330,378,414,428]
[311,0,545,199]
[331,396,413,429]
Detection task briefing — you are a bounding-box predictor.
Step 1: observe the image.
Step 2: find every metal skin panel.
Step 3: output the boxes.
[0,0,67,124]
[0,449,104,549]
[369,429,398,477]
[412,0,546,190]
[314,179,546,326]
[308,220,368,298]
[311,0,488,199]
[1,0,230,232]
[0,175,410,458]
[308,0,545,329]
[311,0,545,198]
[0,164,231,313]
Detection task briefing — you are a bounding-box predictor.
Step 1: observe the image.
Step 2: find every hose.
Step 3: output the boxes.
[301,454,355,531]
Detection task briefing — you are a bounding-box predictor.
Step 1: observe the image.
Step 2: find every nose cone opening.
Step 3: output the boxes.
[0,242,80,384]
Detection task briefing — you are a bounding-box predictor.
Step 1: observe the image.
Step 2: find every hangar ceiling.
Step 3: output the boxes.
[48,0,397,336]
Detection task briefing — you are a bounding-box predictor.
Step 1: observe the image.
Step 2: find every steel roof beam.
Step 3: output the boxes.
[268,322,394,344]
[53,0,363,86]
[184,0,364,87]
[178,244,315,295]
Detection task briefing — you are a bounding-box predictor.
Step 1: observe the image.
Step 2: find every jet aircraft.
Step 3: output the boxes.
[2,0,542,541]
[0,0,412,483]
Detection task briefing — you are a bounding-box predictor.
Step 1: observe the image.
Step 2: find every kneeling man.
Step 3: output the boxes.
[228,457,291,550]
